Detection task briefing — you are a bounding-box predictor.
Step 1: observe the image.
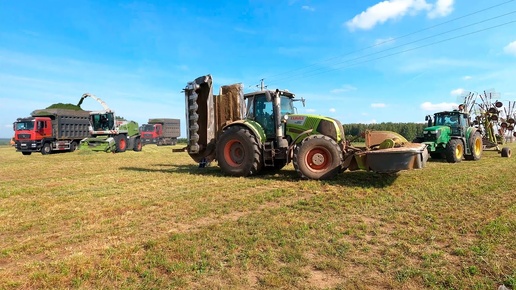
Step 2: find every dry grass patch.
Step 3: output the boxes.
[0,143,515,289]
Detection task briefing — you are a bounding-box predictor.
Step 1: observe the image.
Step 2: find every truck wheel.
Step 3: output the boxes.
[133,137,142,152]
[69,141,78,152]
[41,143,51,155]
[445,139,463,163]
[22,152,32,156]
[116,135,127,152]
[464,133,482,161]
[293,135,343,180]
[216,126,262,177]
[501,147,512,157]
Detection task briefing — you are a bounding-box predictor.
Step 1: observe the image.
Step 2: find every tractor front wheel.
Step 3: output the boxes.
[464,132,482,161]
[293,135,343,180]
[133,137,142,152]
[445,139,463,163]
[116,135,127,152]
[216,126,262,177]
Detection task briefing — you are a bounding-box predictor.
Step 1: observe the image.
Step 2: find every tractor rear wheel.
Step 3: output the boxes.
[133,137,142,152]
[116,135,127,152]
[501,147,512,157]
[216,126,262,177]
[293,135,343,180]
[465,132,482,161]
[445,139,463,163]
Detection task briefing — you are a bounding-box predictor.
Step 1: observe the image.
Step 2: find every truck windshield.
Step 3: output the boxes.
[15,121,34,131]
[140,124,154,132]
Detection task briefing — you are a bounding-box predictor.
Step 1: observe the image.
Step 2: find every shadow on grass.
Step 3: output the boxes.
[120,163,399,188]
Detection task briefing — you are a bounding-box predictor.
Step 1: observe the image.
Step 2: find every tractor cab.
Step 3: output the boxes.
[244,90,296,139]
[90,112,116,133]
[429,111,469,137]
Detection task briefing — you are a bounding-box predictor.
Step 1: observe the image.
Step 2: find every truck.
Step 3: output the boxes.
[414,110,483,162]
[13,108,90,155]
[182,75,428,180]
[77,93,142,153]
[139,118,180,145]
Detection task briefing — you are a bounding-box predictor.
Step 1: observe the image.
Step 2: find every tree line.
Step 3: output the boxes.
[343,122,427,142]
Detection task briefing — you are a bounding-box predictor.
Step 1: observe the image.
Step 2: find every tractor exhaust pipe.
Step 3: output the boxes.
[273,89,288,149]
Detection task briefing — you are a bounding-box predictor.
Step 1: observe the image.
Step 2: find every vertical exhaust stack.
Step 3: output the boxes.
[184,75,216,162]
[273,89,288,149]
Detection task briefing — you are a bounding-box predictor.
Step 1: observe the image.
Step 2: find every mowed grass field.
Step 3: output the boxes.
[0,143,515,289]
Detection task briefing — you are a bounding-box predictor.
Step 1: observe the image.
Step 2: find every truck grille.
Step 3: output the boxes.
[17,134,31,139]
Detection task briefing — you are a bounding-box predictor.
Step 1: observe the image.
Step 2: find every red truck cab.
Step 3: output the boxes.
[140,123,162,144]
[14,117,53,154]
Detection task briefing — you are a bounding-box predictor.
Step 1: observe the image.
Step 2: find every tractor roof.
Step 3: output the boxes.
[244,90,295,99]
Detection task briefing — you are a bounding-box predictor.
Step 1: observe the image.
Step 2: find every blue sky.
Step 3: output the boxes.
[1,0,516,138]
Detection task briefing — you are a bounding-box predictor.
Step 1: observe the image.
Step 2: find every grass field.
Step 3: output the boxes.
[0,143,515,289]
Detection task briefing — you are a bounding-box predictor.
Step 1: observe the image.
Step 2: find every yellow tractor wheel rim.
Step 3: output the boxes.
[473,138,482,155]
[456,144,463,159]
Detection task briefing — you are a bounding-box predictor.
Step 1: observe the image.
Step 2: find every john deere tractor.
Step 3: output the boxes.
[415,110,482,162]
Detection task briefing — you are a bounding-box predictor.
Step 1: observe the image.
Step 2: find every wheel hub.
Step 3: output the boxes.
[311,153,325,166]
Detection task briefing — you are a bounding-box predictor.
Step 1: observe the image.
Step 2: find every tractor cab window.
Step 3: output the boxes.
[253,95,274,136]
[92,113,114,130]
[280,96,295,116]
[435,113,458,127]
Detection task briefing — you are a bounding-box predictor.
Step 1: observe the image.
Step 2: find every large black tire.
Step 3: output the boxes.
[293,135,343,180]
[464,132,482,161]
[501,147,512,158]
[445,139,464,163]
[69,141,78,152]
[116,135,127,152]
[41,143,51,155]
[216,126,262,177]
[133,137,142,152]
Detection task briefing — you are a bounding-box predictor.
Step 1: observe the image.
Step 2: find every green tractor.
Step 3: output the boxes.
[77,93,142,153]
[415,110,482,162]
[182,75,428,179]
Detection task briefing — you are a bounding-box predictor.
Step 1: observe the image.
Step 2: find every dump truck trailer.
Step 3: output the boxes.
[13,108,90,155]
[140,118,180,145]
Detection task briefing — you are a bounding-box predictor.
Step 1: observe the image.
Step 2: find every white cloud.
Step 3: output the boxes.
[329,108,336,113]
[420,101,458,111]
[462,76,472,81]
[371,103,386,108]
[503,41,516,56]
[330,84,357,94]
[345,0,431,31]
[428,0,454,19]
[345,0,453,31]
[302,5,315,11]
[450,88,465,96]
